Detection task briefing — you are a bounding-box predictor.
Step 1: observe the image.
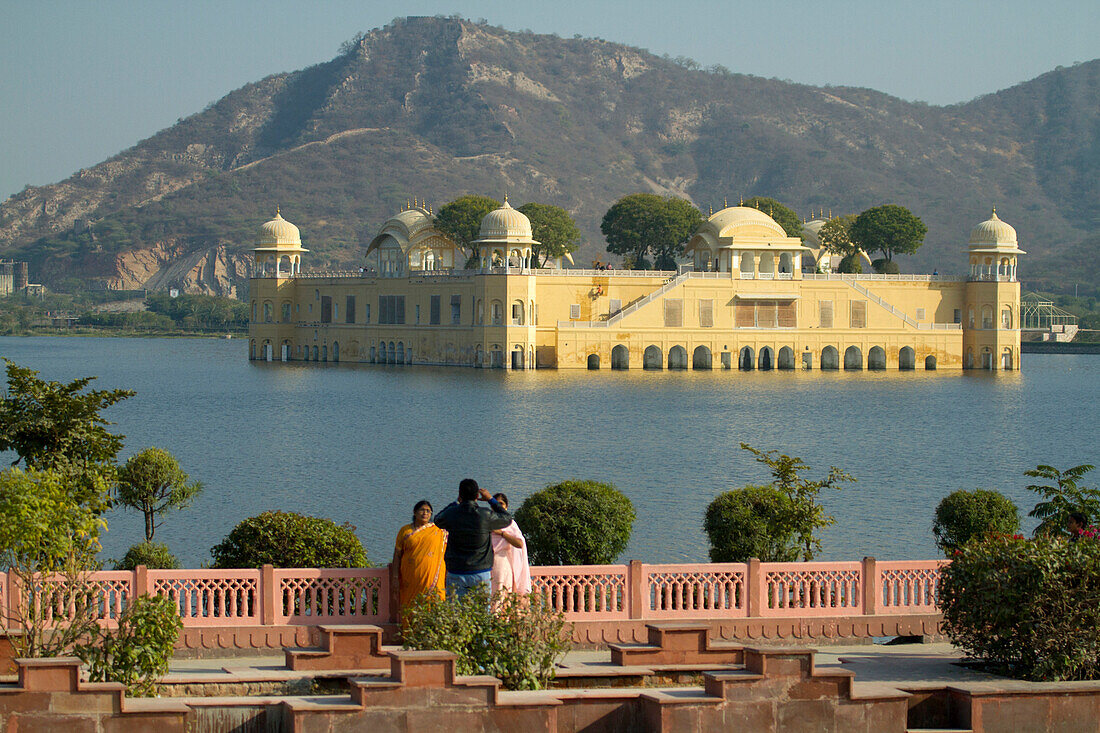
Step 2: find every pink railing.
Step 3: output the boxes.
[0,558,944,631]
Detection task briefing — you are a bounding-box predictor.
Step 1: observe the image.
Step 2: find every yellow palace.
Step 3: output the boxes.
[248,201,1023,372]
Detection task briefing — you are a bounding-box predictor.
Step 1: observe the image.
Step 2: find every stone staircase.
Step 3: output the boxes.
[284,624,393,671]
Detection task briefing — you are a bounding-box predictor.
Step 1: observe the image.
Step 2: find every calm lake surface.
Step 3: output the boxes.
[0,336,1095,567]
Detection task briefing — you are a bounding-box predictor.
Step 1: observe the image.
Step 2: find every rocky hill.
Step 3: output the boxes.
[1,16,1097,296]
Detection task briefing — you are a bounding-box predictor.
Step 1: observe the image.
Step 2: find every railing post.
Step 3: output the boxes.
[862,557,879,616]
[5,568,20,630]
[386,563,398,624]
[134,565,149,597]
[628,560,644,620]
[746,559,762,618]
[261,564,276,626]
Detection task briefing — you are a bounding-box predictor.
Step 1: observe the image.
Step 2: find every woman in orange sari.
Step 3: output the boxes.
[391,500,448,612]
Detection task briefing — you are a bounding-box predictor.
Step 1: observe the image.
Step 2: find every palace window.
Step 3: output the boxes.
[819,301,834,329]
[346,296,356,324]
[451,295,461,325]
[916,308,926,320]
[699,299,713,328]
[663,298,683,327]
[281,303,291,322]
[570,304,580,319]
[320,296,332,323]
[850,301,866,329]
[379,295,405,324]
[430,295,441,325]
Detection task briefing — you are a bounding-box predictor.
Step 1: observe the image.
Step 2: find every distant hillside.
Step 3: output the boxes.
[1,17,1097,296]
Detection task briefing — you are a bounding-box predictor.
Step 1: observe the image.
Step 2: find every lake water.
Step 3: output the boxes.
[0,336,1095,568]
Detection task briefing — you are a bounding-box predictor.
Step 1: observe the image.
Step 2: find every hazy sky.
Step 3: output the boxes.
[2,0,1098,200]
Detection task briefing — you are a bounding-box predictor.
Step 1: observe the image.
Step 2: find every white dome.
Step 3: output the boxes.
[706,206,788,239]
[477,200,534,242]
[969,208,1018,248]
[259,211,301,246]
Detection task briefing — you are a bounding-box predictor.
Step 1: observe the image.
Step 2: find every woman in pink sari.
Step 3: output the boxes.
[490,493,531,595]
[391,500,448,612]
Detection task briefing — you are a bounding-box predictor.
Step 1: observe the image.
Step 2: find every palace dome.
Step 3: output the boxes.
[259,211,302,246]
[706,206,788,240]
[391,206,433,235]
[477,200,534,242]
[968,208,1017,248]
[801,218,825,249]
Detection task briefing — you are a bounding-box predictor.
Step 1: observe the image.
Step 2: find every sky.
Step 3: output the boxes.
[2,0,1098,201]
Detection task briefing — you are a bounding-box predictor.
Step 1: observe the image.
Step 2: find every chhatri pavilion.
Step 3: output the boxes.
[248,201,1023,371]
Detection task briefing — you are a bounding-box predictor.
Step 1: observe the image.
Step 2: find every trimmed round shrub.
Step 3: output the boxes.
[514,480,635,565]
[871,258,900,274]
[941,534,1100,680]
[932,489,1019,555]
[837,253,863,273]
[704,485,801,562]
[114,541,181,570]
[211,511,369,568]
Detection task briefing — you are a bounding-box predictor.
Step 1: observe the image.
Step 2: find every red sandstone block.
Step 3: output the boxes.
[330,710,404,733]
[787,676,849,701]
[775,698,836,731]
[721,700,776,731]
[7,712,97,733]
[102,713,192,733]
[972,695,1051,733]
[555,698,636,732]
[405,708,491,732]
[0,634,17,676]
[47,689,124,715]
[486,705,557,732]
[833,698,907,733]
[0,690,52,714]
[17,658,81,691]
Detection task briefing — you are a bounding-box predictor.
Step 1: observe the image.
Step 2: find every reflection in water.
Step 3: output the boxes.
[0,337,1088,567]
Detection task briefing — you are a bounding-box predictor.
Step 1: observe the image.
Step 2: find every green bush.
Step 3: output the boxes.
[871,258,900,274]
[210,511,369,568]
[940,534,1100,681]
[704,485,802,562]
[401,586,571,690]
[932,490,1019,555]
[77,594,182,696]
[514,480,635,565]
[837,253,863,273]
[114,541,181,570]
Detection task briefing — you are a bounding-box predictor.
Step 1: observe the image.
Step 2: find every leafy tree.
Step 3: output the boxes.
[601,194,702,270]
[517,202,581,266]
[0,467,109,657]
[514,480,635,565]
[705,484,802,562]
[1025,463,1099,537]
[433,195,501,259]
[210,510,369,568]
[850,204,927,262]
[740,443,854,560]
[0,359,133,504]
[742,196,803,239]
[932,489,1020,555]
[818,214,857,257]
[116,447,203,542]
[871,258,901,274]
[78,594,182,696]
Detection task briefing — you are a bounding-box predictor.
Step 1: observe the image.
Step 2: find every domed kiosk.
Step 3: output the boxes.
[967,208,1025,281]
[684,206,807,277]
[252,209,308,278]
[474,199,539,271]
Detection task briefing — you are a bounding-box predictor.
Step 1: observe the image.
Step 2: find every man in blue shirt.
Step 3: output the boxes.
[434,478,513,598]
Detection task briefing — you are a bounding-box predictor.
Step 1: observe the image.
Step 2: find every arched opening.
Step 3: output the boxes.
[801,350,813,370]
[477,299,484,325]
[302,345,309,361]
[511,345,525,370]
[981,347,993,370]
[778,252,793,274]
[965,348,974,369]
[668,345,688,370]
[388,342,396,364]
[491,300,504,326]
[692,345,712,370]
[868,346,886,370]
[369,345,376,363]
[844,346,863,370]
[512,300,525,326]
[332,342,340,362]
[278,255,291,275]
[1002,348,1013,370]
[474,345,484,368]
[758,253,775,278]
[249,340,256,360]
[611,345,629,370]
[263,302,273,323]
[777,346,795,370]
[1001,308,1012,329]
[758,346,774,371]
[281,341,291,362]
[587,353,600,370]
[490,347,505,369]
[739,346,755,371]
[251,302,257,322]
[899,347,916,370]
[321,345,328,362]
[740,253,755,278]
[981,305,994,330]
[821,346,839,370]
[643,345,663,370]
[925,355,937,370]
[263,341,272,361]
[396,342,405,364]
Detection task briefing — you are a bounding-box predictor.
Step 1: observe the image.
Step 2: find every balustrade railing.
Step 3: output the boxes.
[0,559,944,631]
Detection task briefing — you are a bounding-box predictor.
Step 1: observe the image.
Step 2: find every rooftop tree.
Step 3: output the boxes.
[601,194,701,270]
[850,204,927,262]
[517,202,580,266]
[433,195,501,262]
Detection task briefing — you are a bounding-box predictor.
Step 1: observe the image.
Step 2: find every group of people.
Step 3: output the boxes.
[391,478,531,612]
